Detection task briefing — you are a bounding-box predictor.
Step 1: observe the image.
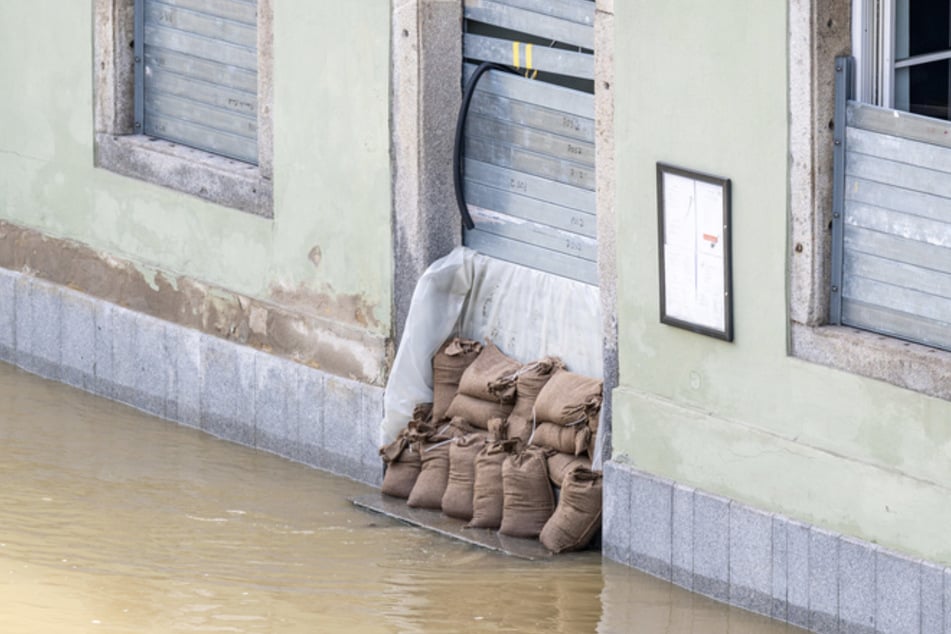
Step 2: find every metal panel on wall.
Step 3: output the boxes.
[135,0,258,164]
[462,0,597,285]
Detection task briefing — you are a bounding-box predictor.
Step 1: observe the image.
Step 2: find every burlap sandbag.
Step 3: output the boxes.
[444,393,513,429]
[533,369,603,425]
[468,439,519,529]
[432,337,483,422]
[457,341,520,403]
[440,434,486,520]
[509,357,564,421]
[407,438,451,509]
[506,414,533,445]
[486,417,507,442]
[380,441,421,499]
[547,452,592,487]
[499,446,555,538]
[540,468,603,553]
[530,421,591,456]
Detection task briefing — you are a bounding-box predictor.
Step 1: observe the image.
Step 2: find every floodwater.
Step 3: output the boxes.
[0,362,805,633]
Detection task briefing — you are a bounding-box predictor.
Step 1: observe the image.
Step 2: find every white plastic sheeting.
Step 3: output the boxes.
[382,247,603,459]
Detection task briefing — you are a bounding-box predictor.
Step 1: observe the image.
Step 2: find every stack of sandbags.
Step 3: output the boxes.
[529,369,602,459]
[380,403,433,498]
[505,357,564,445]
[405,417,479,510]
[444,341,519,429]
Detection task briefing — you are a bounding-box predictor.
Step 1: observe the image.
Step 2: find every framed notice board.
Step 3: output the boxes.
[656,163,733,341]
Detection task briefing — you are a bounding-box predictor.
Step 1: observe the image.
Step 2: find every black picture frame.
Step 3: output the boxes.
[656,163,733,341]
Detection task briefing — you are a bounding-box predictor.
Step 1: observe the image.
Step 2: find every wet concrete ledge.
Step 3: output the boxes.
[0,267,383,488]
[602,460,950,634]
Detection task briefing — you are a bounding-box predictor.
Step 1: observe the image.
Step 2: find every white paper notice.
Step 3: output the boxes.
[662,172,725,332]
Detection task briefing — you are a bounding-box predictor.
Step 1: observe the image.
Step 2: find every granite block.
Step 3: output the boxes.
[0,269,16,361]
[876,550,921,634]
[786,520,811,630]
[167,327,201,427]
[602,460,632,565]
[322,375,364,462]
[360,384,385,485]
[93,301,116,398]
[944,568,951,634]
[837,536,876,634]
[114,311,168,418]
[200,336,255,447]
[671,484,694,590]
[253,353,300,457]
[31,281,63,380]
[297,366,324,466]
[60,290,97,390]
[770,517,788,622]
[809,527,839,634]
[728,504,773,616]
[629,471,672,580]
[14,275,31,369]
[692,490,730,602]
[922,561,944,634]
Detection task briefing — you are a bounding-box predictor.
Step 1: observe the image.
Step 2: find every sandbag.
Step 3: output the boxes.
[440,434,486,520]
[500,446,555,538]
[533,369,603,425]
[468,439,519,529]
[506,414,534,445]
[547,452,592,487]
[540,468,603,553]
[380,436,421,499]
[407,438,451,509]
[432,337,483,422]
[444,393,513,429]
[509,357,564,421]
[458,340,520,403]
[486,417,507,442]
[530,421,591,457]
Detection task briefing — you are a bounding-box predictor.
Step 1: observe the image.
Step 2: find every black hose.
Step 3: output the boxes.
[453,62,518,230]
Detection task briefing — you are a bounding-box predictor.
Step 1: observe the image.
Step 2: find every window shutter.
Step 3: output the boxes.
[135,0,258,164]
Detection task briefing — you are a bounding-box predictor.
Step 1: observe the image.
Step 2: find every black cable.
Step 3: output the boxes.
[453,62,518,230]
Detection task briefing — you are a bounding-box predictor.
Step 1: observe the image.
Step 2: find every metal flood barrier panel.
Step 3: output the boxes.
[462,0,597,286]
[134,0,259,164]
[831,57,951,351]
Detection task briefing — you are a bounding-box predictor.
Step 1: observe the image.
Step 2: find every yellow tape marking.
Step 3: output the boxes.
[526,43,533,70]
[512,41,520,68]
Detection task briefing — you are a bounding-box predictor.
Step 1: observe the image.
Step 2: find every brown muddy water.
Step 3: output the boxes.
[0,362,805,633]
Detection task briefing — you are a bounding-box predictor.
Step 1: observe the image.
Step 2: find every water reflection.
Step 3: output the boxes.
[0,363,802,633]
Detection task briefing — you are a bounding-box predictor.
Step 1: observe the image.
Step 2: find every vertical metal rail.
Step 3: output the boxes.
[133,0,145,132]
[829,55,853,325]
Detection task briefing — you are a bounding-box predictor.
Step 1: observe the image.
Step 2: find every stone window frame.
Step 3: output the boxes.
[788,0,951,400]
[93,0,273,218]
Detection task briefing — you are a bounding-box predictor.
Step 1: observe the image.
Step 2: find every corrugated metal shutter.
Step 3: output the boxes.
[462,0,597,285]
[134,0,258,164]
[832,58,951,351]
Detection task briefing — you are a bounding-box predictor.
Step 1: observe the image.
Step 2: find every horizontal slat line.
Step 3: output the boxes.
[844,225,951,274]
[845,152,951,199]
[146,68,256,116]
[478,0,594,25]
[844,250,951,300]
[844,200,951,249]
[844,176,951,225]
[842,274,951,324]
[848,100,951,151]
[464,34,593,79]
[145,91,256,138]
[144,24,256,70]
[464,179,595,237]
[465,136,594,190]
[464,229,598,285]
[464,63,594,115]
[144,49,257,93]
[847,127,951,176]
[468,206,597,260]
[143,113,257,164]
[464,0,593,49]
[841,299,951,352]
[464,158,594,213]
[145,1,256,47]
[468,91,594,142]
[465,113,595,167]
[153,0,257,25]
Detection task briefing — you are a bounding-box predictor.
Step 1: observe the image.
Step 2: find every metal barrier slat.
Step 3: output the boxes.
[464,229,598,285]
[143,113,258,163]
[464,63,593,117]
[842,275,951,324]
[464,179,595,237]
[465,137,594,190]
[841,299,951,350]
[469,207,597,260]
[464,158,594,213]
[845,225,951,273]
[145,92,256,139]
[468,90,594,142]
[145,1,256,48]
[845,176,951,225]
[157,0,256,25]
[464,34,593,79]
[466,113,594,167]
[482,0,594,26]
[844,250,951,299]
[144,24,256,70]
[848,127,951,176]
[846,152,951,199]
[464,0,593,49]
[146,67,256,116]
[144,49,257,93]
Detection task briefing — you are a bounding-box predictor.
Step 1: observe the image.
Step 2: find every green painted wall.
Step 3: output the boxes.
[612,1,951,563]
[0,1,392,333]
